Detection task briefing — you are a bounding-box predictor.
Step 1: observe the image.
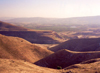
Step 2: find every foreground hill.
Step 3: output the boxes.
[0,34,53,63]
[50,38,100,52]
[0,54,100,73]
[63,58,100,73]
[34,49,100,69]
[0,59,60,73]
[0,21,63,44]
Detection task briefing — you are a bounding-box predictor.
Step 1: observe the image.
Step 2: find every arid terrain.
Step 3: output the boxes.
[1,16,100,73]
[34,49,100,69]
[0,34,53,63]
[0,21,63,44]
[0,59,60,73]
[50,38,100,52]
[4,16,100,40]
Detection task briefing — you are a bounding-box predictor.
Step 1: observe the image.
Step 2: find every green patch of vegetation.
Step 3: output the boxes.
[57,66,62,69]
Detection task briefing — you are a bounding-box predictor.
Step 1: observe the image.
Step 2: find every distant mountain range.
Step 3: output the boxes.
[3,16,100,25]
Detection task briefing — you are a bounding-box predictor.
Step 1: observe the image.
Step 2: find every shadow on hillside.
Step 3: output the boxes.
[0,31,60,44]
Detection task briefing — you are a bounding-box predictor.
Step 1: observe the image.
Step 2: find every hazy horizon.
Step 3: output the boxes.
[0,0,100,18]
[1,15,100,19]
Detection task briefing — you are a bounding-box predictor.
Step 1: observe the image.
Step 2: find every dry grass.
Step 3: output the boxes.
[34,49,100,69]
[0,34,53,63]
[0,59,60,73]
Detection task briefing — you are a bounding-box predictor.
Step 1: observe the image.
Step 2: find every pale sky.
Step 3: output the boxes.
[0,0,100,18]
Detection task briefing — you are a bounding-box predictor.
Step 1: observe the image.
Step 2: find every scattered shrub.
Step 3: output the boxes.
[57,66,62,69]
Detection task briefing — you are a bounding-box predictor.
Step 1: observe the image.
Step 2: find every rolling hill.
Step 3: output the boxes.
[0,25,100,72]
[0,34,53,63]
[34,49,100,69]
[0,21,30,31]
[63,58,100,73]
[50,38,100,52]
[0,21,63,44]
[0,56,100,73]
[0,59,60,73]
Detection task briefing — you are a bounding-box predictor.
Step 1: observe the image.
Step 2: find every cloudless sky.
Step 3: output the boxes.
[0,0,100,18]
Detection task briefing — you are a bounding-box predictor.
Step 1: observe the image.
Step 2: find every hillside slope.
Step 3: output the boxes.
[63,58,100,73]
[0,21,30,31]
[0,31,63,44]
[0,21,63,44]
[0,34,53,63]
[0,59,60,73]
[50,38,100,52]
[34,49,100,69]
[0,56,100,73]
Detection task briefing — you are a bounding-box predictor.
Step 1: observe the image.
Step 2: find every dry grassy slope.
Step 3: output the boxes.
[0,21,30,31]
[50,38,100,52]
[63,58,100,73]
[0,31,62,44]
[0,55,100,73]
[0,21,63,44]
[0,34,53,63]
[0,59,60,73]
[34,49,100,69]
